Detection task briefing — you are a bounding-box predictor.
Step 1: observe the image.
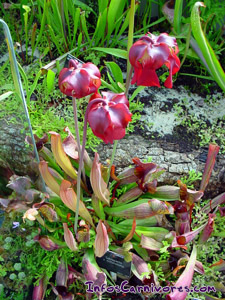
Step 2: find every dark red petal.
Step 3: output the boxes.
[140,34,156,44]
[82,62,101,79]
[108,103,132,127]
[145,32,158,43]
[88,101,132,144]
[174,200,188,213]
[88,78,102,94]
[69,59,81,69]
[129,41,148,68]
[164,53,180,88]
[59,62,101,98]
[111,126,126,141]
[100,123,126,144]
[102,92,129,107]
[68,69,91,97]
[89,93,102,102]
[131,67,143,85]
[59,68,73,88]
[88,106,111,142]
[146,43,170,69]
[135,66,160,87]
[112,93,129,107]
[156,33,178,49]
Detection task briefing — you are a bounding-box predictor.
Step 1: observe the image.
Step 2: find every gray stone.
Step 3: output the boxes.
[164,151,182,163]
[149,148,163,155]
[169,163,190,174]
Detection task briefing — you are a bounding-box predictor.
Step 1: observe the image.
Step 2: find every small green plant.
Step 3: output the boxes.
[181,170,202,189]
[174,98,225,153]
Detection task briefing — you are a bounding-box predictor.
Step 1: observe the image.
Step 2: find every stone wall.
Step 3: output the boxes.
[97,134,225,198]
[0,116,35,176]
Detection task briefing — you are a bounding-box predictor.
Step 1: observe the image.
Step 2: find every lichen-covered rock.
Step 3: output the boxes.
[96,134,225,198]
[0,116,38,178]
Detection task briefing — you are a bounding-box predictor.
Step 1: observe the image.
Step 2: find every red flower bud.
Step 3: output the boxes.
[87,92,132,144]
[129,32,180,88]
[59,59,101,98]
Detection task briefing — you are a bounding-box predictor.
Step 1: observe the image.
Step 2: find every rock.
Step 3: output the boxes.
[0,116,38,179]
[96,133,225,198]
[0,86,224,199]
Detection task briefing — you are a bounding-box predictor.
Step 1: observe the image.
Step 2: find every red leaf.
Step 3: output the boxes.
[200,143,220,192]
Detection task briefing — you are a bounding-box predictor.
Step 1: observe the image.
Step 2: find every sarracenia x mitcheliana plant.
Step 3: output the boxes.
[58,58,133,233]
[11,12,222,298]
[57,26,181,234]
[20,133,222,299]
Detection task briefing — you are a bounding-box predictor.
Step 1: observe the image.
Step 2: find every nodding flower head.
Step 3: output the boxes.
[87,91,132,144]
[129,32,180,88]
[59,59,101,98]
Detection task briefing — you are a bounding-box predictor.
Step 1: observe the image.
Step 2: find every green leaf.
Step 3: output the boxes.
[105,61,123,84]
[33,0,48,56]
[77,32,83,50]
[173,0,183,34]
[0,91,14,102]
[106,71,118,91]
[214,232,225,238]
[191,2,225,91]
[28,70,42,102]
[100,79,118,93]
[92,47,127,59]
[46,70,56,94]
[116,7,133,40]
[74,0,97,16]
[92,8,107,46]
[129,86,145,102]
[98,0,109,14]
[106,0,125,41]
[80,12,91,45]
[71,8,80,48]
[48,25,64,55]
[119,217,157,227]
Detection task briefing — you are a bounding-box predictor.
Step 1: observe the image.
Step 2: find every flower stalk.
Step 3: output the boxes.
[74,107,89,233]
[72,97,81,160]
[106,140,118,185]
[126,0,135,82]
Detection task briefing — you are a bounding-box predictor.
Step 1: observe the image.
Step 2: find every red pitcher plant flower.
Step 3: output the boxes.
[129,32,180,88]
[87,91,132,144]
[58,59,101,98]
